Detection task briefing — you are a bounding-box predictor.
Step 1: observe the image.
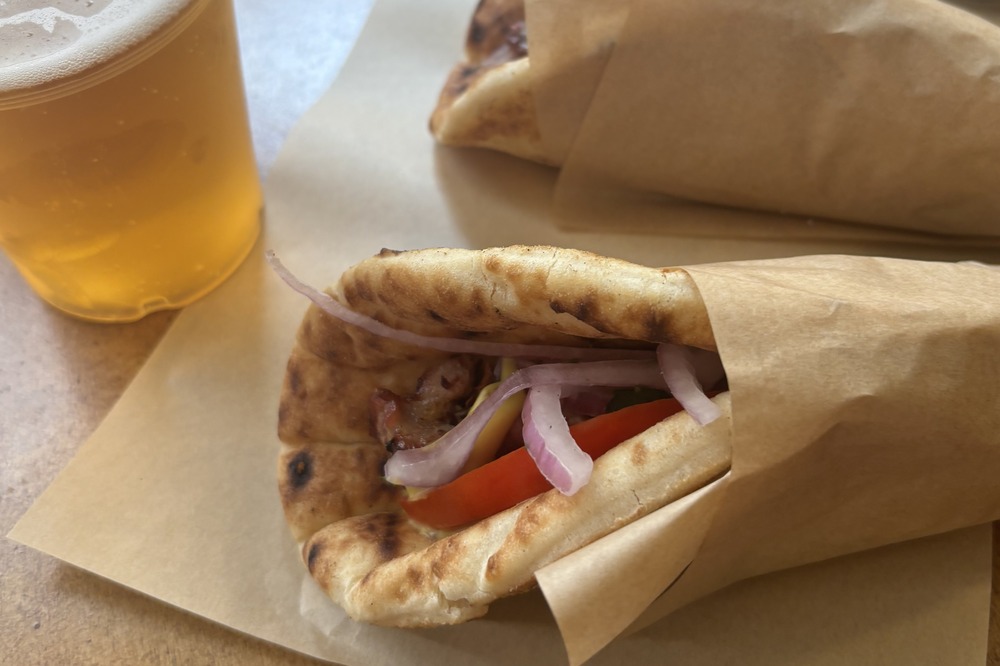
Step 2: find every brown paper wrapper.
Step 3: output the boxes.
[525,0,1000,243]
[536,255,1000,663]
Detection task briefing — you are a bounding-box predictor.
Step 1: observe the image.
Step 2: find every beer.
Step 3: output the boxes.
[0,0,261,322]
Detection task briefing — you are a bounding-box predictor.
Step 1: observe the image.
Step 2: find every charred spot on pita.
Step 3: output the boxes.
[468,17,486,47]
[377,515,402,561]
[286,450,313,490]
[642,307,671,341]
[629,439,649,468]
[356,513,404,562]
[549,294,597,323]
[306,540,323,573]
[286,359,304,396]
[345,278,375,306]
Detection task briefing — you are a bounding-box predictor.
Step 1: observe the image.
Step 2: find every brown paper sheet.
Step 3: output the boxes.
[537,476,730,665]
[527,0,1000,242]
[7,0,999,664]
[523,0,628,163]
[539,255,1000,662]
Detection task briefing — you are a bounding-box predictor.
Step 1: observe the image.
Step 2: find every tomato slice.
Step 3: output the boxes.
[399,398,685,530]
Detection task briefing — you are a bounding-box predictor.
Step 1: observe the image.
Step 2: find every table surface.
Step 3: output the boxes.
[1,1,998,664]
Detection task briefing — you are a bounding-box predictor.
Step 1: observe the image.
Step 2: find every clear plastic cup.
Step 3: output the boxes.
[0,0,262,322]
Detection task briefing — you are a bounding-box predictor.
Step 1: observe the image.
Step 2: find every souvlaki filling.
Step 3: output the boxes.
[270,251,727,528]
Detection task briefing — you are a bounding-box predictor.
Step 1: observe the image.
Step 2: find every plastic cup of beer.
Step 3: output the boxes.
[0,0,262,322]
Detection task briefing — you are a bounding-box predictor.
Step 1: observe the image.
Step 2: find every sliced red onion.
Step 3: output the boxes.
[383,360,665,487]
[267,250,655,361]
[657,343,722,426]
[522,386,593,495]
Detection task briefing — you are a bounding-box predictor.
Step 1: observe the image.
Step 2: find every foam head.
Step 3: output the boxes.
[0,0,192,96]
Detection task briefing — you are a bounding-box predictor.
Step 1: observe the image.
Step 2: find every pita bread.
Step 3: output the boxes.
[277,246,732,626]
[429,0,556,164]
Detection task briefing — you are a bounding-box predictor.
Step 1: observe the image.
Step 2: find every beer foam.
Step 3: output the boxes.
[0,0,193,96]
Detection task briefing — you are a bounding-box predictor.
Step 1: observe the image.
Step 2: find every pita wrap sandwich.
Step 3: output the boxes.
[273,245,733,627]
[430,0,1000,240]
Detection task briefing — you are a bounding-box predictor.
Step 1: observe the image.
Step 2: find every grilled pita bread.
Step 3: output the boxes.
[277,246,732,626]
[429,0,556,164]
